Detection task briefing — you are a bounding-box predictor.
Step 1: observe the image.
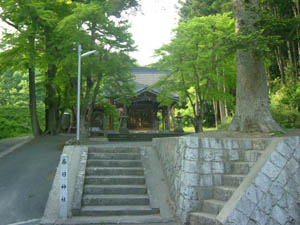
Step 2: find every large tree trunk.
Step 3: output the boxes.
[194,89,204,133]
[287,41,298,84]
[193,94,205,133]
[219,100,226,123]
[229,0,282,132]
[291,41,299,83]
[275,46,286,85]
[86,74,102,129]
[225,101,229,118]
[193,116,203,133]
[44,27,59,135]
[29,67,42,137]
[213,100,219,128]
[28,35,42,137]
[45,64,58,135]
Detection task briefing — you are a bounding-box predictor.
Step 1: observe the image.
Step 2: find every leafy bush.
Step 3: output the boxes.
[270,105,300,129]
[217,116,233,130]
[0,106,45,139]
[270,85,300,129]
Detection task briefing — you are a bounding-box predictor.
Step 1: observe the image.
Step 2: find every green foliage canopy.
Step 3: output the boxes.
[154,13,236,132]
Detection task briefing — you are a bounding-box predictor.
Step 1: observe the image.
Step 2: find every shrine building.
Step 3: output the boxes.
[118,67,178,132]
[89,67,178,133]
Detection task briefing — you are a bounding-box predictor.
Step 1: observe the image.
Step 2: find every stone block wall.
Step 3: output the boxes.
[153,136,201,222]
[152,136,270,224]
[217,137,300,225]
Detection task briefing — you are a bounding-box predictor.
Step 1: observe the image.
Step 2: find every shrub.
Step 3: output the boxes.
[217,116,233,130]
[0,106,45,139]
[270,85,300,129]
[270,105,300,129]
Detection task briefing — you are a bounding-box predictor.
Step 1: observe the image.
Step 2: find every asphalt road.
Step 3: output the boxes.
[0,135,71,225]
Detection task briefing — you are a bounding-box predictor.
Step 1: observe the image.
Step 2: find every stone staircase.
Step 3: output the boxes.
[189,148,264,225]
[77,146,163,221]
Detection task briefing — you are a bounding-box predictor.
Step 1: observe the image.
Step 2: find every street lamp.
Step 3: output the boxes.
[76,44,98,144]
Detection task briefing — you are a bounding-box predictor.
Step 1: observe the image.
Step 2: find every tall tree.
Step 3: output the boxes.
[57,1,137,137]
[154,14,235,132]
[0,0,46,136]
[43,1,73,135]
[0,0,139,137]
[260,0,299,85]
[229,0,282,132]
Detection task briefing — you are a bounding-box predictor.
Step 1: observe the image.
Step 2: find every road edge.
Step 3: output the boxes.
[0,136,34,159]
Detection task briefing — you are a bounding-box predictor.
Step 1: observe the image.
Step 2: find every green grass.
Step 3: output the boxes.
[0,106,45,140]
[183,126,217,132]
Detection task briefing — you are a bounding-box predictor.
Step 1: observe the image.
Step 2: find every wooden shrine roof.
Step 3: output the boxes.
[132,67,171,86]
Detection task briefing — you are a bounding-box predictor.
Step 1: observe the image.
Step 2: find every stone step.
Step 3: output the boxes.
[87,159,143,168]
[88,153,141,160]
[189,212,217,225]
[89,147,140,154]
[80,205,160,217]
[202,199,225,215]
[222,174,245,186]
[231,162,255,174]
[214,186,236,201]
[84,185,147,195]
[83,194,150,206]
[243,150,263,162]
[86,167,144,176]
[85,176,146,185]
[68,215,177,225]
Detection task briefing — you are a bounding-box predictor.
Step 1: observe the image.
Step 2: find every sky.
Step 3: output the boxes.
[127,0,180,66]
[0,1,180,66]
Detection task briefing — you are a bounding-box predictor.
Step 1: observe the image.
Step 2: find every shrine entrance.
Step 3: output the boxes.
[128,103,158,130]
[127,91,159,130]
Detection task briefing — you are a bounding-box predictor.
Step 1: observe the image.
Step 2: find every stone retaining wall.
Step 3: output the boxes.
[217,137,300,225]
[153,136,271,224]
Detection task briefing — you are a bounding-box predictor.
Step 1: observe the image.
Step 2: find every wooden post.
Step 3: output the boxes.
[166,106,171,132]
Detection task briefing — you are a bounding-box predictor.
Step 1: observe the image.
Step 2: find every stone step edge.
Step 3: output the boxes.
[85,175,146,185]
[84,184,147,188]
[88,153,141,156]
[83,194,150,199]
[86,160,143,167]
[79,205,160,216]
[89,147,140,151]
[202,199,226,215]
[189,212,217,225]
[80,205,158,210]
[87,159,143,162]
[85,168,145,176]
[88,153,141,160]
[214,185,237,192]
[84,184,148,195]
[86,167,144,170]
[49,215,177,225]
[222,174,245,187]
[85,175,146,179]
